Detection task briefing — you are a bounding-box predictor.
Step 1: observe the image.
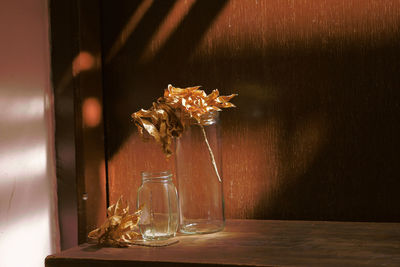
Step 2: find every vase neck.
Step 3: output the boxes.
[141,171,172,182]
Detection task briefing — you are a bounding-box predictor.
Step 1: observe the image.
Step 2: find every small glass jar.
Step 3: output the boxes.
[175,111,225,234]
[137,171,179,240]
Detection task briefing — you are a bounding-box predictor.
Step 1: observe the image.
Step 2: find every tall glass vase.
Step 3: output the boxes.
[175,111,225,234]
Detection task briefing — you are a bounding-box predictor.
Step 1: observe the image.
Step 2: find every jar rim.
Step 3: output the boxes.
[184,110,219,125]
[141,170,172,179]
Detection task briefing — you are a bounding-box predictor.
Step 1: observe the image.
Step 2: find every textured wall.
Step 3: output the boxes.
[0,0,59,266]
[101,0,400,221]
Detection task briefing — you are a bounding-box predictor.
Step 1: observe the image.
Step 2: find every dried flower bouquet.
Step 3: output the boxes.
[131,84,237,182]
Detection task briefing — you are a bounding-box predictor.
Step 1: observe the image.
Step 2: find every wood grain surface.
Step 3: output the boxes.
[45,219,400,267]
[100,0,400,221]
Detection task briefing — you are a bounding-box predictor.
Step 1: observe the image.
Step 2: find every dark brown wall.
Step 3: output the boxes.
[50,0,107,248]
[100,0,400,221]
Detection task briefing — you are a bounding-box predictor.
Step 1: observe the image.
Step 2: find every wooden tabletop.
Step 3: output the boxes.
[46,219,400,267]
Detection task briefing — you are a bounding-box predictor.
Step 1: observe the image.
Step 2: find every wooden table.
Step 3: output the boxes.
[46,219,400,266]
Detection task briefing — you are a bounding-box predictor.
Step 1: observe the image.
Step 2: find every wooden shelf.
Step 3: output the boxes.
[46,219,400,266]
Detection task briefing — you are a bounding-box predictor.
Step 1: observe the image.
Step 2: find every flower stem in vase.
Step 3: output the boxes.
[199,124,222,183]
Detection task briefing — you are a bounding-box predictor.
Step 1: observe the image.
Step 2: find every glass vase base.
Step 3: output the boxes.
[179,220,224,235]
[141,229,175,241]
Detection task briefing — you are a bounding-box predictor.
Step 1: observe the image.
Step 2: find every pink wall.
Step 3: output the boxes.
[0,0,59,266]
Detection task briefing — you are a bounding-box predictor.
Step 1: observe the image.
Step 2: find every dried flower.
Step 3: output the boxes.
[88,196,142,247]
[163,84,237,123]
[132,101,184,157]
[131,84,237,157]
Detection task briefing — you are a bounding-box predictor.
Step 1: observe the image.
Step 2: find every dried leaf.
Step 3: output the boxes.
[163,84,237,123]
[131,84,237,157]
[131,101,184,157]
[88,196,142,247]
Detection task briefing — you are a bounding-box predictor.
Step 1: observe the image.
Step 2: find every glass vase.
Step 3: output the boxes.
[137,171,179,240]
[175,111,225,234]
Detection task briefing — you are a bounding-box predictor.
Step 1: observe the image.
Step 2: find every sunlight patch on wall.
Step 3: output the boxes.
[82,97,102,128]
[72,51,96,77]
[106,0,154,63]
[0,95,44,123]
[140,0,196,63]
[0,211,52,267]
[0,144,46,185]
[195,0,400,54]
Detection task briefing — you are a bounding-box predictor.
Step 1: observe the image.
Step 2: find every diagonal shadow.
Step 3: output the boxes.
[101,0,228,158]
[153,0,229,69]
[102,0,177,65]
